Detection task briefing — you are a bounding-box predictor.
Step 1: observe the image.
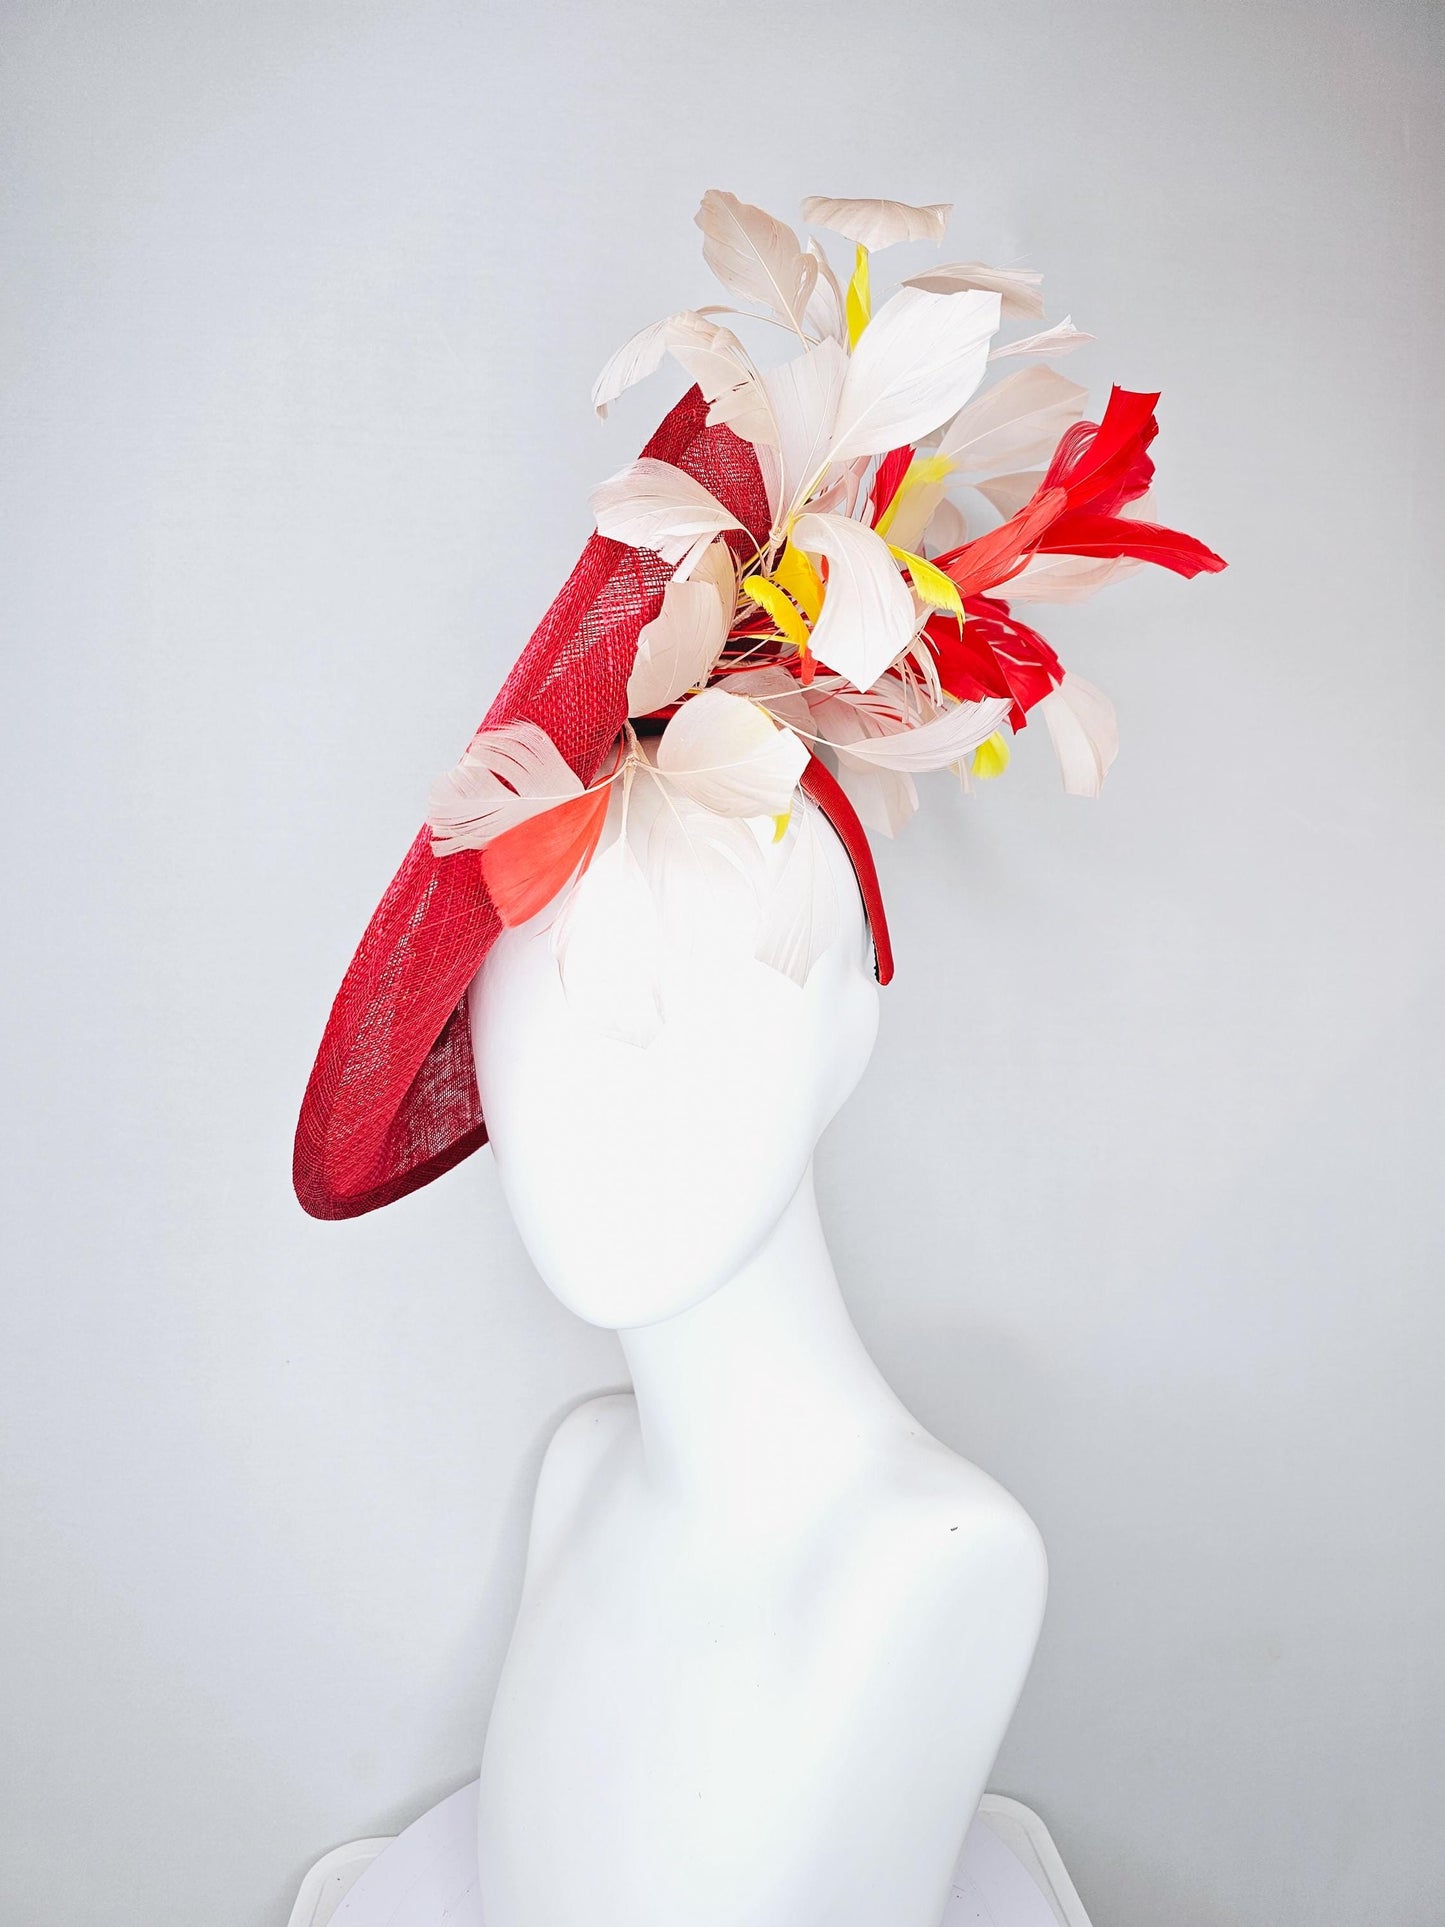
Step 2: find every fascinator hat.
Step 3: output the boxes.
[294,191,1224,1221]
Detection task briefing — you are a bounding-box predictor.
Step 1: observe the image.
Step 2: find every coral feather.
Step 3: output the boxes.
[480,785,611,928]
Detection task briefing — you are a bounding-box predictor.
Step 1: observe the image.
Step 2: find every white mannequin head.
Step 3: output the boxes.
[468,775,879,1330]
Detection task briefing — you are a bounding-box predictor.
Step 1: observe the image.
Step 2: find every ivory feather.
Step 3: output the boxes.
[695,190,817,336]
[828,288,1001,464]
[627,576,731,716]
[427,721,583,855]
[902,261,1045,318]
[990,316,1094,360]
[591,458,745,565]
[656,689,808,817]
[937,366,1089,475]
[801,196,951,250]
[790,511,918,692]
[1037,673,1118,795]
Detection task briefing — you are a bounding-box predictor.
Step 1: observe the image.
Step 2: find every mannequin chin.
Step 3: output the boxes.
[468,785,880,1330]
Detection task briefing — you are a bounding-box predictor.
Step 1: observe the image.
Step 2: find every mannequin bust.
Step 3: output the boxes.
[467,776,1047,1927]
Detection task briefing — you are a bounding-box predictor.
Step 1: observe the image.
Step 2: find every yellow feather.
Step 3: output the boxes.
[774,541,824,621]
[971,730,1011,780]
[742,573,810,649]
[889,545,965,619]
[874,451,956,540]
[772,808,792,843]
[845,244,871,347]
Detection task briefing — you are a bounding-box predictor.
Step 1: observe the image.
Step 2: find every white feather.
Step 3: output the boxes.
[828,288,1001,464]
[695,189,817,336]
[427,721,582,855]
[803,239,847,342]
[591,458,744,566]
[1037,673,1118,795]
[763,335,849,520]
[830,693,1013,771]
[924,496,970,555]
[641,783,763,946]
[808,694,919,837]
[1004,551,1142,603]
[902,261,1045,318]
[801,196,951,250]
[591,312,681,419]
[990,316,1094,361]
[790,510,918,691]
[656,688,809,817]
[937,366,1089,475]
[717,665,814,734]
[591,308,745,419]
[974,469,1046,518]
[626,577,730,716]
[755,804,842,986]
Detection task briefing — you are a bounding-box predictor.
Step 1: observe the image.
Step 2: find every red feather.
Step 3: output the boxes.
[869,445,914,527]
[1042,386,1159,515]
[932,488,1068,598]
[480,785,611,927]
[925,599,1063,729]
[1032,509,1227,577]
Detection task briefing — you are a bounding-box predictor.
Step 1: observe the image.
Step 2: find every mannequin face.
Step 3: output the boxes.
[468,780,879,1329]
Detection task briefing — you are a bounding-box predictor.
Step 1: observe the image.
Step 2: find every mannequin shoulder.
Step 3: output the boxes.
[866,1435,1048,1615]
[525,1392,637,1571]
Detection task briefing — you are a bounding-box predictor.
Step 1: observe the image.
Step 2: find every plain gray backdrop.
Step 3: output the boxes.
[3,2,1442,1923]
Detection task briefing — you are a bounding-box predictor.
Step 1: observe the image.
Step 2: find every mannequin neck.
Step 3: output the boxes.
[618,1168,914,1536]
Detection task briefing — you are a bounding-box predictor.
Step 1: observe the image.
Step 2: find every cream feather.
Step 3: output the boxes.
[990,316,1094,360]
[590,458,745,565]
[626,576,731,717]
[828,288,1001,464]
[902,261,1045,318]
[656,689,808,817]
[695,190,817,337]
[755,804,842,985]
[427,721,583,856]
[801,196,951,250]
[830,693,1013,771]
[937,365,1089,476]
[1037,673,1118,795]
[789,511,918,691]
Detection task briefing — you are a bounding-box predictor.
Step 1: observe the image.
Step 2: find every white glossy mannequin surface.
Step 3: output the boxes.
[467,776,1047,1927]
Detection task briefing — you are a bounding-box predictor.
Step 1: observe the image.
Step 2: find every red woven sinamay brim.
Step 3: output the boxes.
[293,388,893,1221]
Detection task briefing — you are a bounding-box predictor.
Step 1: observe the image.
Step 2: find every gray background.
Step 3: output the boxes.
[3,2,1442,1923]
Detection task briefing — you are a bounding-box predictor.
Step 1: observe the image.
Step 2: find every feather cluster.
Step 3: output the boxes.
[429,191,1225,1022]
